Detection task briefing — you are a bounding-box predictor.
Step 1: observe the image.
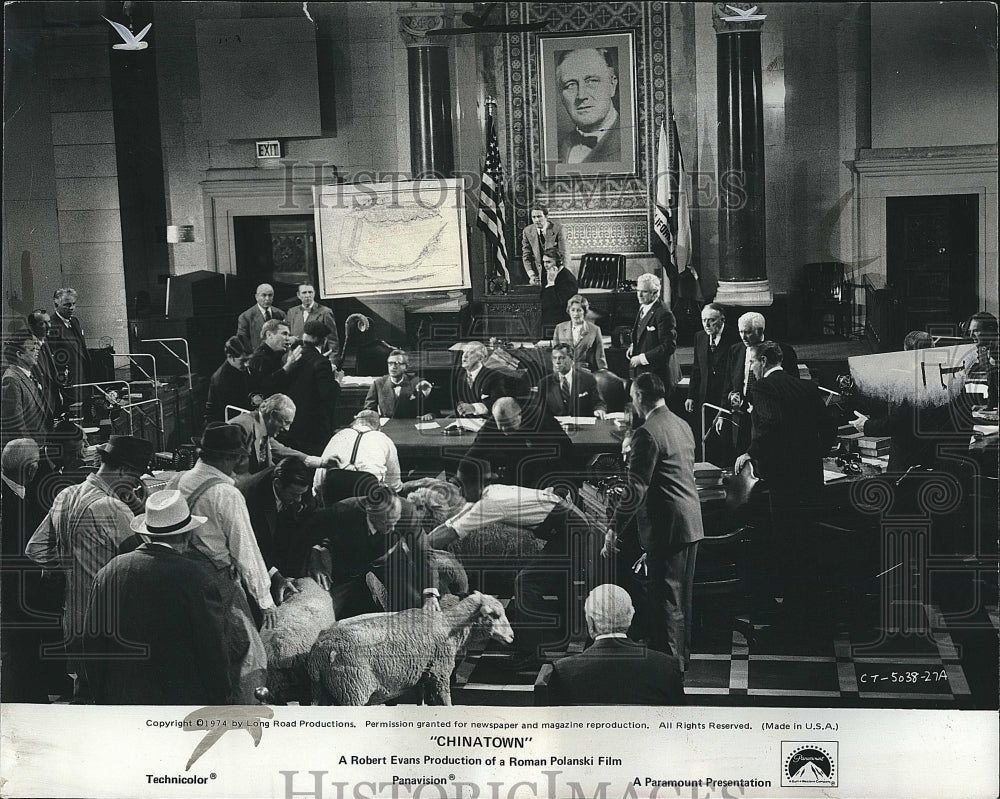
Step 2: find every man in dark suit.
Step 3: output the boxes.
[236,283,287,352]
[521,205,568,286]
[240,458,315,604]
[284,321,343,455]
[735,341,837,606]
[0,438,50,703]
[364,349,438,420]
[685,303,739,465]
[247,319,302,401]
[284,283,339,360]
[1,331,49,451]
[723,311,799,457]
[307,491,430,618]
[453,342,509,418]
[548,584,685,705]
[736,341,835,492]
[555,48,623,165]
[82,490,231,705]
[47,288,91,404]
[535,343,607,419]
[27,310,64,424]
[627,273,680,393]
[605,373,704,670]
[229,393,324,481]
[540,254,579,336]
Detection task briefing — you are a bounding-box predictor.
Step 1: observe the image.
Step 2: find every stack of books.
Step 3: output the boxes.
[856,435,890,469]
[693,462,726,501]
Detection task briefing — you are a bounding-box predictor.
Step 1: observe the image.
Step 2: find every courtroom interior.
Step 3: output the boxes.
[1,1,997,709]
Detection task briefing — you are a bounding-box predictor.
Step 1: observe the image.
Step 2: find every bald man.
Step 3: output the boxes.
[547,584,685,705]
[236,283,287,352]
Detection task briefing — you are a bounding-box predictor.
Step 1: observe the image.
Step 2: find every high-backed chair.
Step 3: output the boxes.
[577,253,626,291]
[593,369,628,413]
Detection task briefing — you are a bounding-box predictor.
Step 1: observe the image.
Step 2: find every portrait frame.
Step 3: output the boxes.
[537,30,638,178]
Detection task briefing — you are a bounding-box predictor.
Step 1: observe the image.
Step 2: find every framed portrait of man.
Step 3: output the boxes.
[538,31,637,178]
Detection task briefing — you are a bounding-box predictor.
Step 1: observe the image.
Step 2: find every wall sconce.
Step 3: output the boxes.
[166,225,195,243]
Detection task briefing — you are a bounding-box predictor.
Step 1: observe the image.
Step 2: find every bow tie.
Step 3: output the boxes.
[570,129,600,148]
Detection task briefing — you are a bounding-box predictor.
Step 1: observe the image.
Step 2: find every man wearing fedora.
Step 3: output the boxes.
[82,490,231,705]
[167,422,273,704]
[26,434,154,701]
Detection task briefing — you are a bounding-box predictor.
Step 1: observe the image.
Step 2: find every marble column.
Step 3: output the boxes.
[399,7,454,177]
[713,3,772,306]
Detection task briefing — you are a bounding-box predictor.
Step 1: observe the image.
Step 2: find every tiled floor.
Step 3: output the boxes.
[451,600,998,708]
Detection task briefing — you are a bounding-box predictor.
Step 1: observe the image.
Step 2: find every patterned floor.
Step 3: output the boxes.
[451,600,999,708]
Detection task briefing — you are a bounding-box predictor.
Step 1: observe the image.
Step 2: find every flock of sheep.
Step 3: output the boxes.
[256,482,516,706]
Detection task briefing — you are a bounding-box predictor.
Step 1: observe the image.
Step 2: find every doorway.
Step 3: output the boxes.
[233,215,317,309]
[886,194,978,340]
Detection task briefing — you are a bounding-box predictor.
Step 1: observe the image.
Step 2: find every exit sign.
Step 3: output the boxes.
[256,140,282,159]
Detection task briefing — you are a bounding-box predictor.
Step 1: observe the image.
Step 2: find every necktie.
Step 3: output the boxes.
[745,369,757,398]
[560,375,571,412]
[709,337,717,355]
[259,435,270,467]
[264,308,272,322]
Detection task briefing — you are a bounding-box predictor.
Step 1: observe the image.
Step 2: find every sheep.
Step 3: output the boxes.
[259,577,336,705]
[306,591,513,706]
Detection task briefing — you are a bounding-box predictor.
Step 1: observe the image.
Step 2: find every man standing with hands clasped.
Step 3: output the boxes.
[627,273,680,393]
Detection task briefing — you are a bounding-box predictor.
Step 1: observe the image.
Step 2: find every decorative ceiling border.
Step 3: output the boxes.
[503,1,670,251]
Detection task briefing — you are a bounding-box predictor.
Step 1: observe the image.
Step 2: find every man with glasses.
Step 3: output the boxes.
[364,349,437,420]
[627,273,679,393]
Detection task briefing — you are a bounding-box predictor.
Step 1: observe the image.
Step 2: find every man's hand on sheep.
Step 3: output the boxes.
[310,569,332,591]
[261,606,278,630]
[273,576,300,605]
[426,522,460,549]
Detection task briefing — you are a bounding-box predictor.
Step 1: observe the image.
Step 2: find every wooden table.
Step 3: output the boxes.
[380,417,623,473]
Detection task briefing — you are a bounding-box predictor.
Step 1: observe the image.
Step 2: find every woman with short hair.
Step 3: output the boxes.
[551,294,608,372]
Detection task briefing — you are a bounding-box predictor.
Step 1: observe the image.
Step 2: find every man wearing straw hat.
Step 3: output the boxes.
[82,490,230,705]
[167,422,272,703]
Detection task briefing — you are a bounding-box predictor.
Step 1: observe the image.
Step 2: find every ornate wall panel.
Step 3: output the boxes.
[502,2,671,255]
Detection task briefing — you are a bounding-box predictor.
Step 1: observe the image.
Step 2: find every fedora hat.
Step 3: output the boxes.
[130,489,206,536]
[197,422,246,456]
[97,435,155,473]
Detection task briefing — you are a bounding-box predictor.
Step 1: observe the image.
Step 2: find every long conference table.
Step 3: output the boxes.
[379,417,623,473]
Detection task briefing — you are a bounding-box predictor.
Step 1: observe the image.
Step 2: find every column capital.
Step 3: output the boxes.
[398,5,452,47]
[712,3,766,34]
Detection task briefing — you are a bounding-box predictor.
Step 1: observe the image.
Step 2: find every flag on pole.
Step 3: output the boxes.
[477,112,511,287]
[652,117,698,305]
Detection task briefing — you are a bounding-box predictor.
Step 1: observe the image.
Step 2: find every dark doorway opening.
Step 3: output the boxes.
[233,215,317,310]
[886,194,979,341]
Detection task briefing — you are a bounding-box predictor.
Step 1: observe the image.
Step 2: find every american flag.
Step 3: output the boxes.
[477,113,511,283]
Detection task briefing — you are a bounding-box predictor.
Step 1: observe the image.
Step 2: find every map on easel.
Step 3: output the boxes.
[313,180,471,299]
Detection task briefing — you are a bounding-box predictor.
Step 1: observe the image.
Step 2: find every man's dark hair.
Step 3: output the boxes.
[753,340,784,367]
[3,329,34,367]
[966,311,999,334]
[26,310,49,337]
[224,335,251,359]
[632,372,665,405]
[302,320,331,340]
[531,203,550,216]
[273,456,312,488]
[702,302,726,315]
[551,342,573,357]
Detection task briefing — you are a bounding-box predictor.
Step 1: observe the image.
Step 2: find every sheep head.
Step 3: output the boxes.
[474,592,513,645]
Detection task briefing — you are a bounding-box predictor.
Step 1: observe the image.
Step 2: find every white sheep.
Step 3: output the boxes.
[306,592,513,705]
[259,577,336,704]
